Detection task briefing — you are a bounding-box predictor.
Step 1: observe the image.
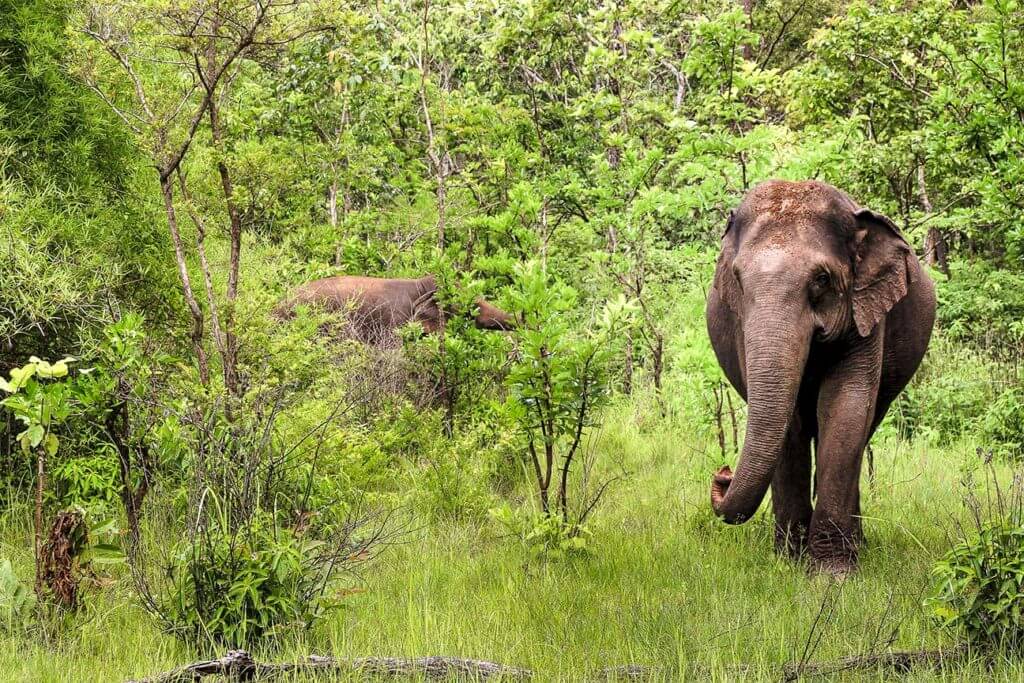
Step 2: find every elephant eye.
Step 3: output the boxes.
[732,265,744,292]
[813,272,831,289]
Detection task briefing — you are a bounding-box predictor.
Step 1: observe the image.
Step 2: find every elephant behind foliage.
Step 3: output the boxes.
[276,274,515,347]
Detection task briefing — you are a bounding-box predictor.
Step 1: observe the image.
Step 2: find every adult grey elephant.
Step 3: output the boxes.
[705,180,936,575]
[278,274,515,346]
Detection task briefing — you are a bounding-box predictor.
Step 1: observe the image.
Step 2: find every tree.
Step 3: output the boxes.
[506,261,634,526]
[76,0,321,393]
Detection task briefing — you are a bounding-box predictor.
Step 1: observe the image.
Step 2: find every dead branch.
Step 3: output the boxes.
[779,644,971,679]
[127,650,532,682]
[128,644,974,683]
[599,644,972,680]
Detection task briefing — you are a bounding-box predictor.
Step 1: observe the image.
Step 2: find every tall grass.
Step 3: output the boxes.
[1,415,1021,681]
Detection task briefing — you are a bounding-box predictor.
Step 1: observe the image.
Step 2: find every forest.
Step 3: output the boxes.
[2,0,1024,680]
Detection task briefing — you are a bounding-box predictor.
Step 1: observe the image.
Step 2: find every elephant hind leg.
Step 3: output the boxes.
[771,411,813,559]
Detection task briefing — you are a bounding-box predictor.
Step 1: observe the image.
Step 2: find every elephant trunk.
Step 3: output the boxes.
[711,306,810,524]
[473,297,516,330]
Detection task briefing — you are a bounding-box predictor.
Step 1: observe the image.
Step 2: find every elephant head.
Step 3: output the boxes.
[411,276,516,332]
[709,180,916,523]
[471,297,517,330]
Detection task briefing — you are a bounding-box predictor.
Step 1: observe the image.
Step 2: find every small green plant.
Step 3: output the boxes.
[929,518,1024,650]
[491,506,592,560]
[1,356,75,595]
[0,559,35,633]
[928,466,1024,651]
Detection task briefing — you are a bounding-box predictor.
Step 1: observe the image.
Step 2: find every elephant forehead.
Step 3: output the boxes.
[740,245,814,276]
[744,214,835,253]
[743,181,853,238]
[736,240,837,281]
[749,179,836,212]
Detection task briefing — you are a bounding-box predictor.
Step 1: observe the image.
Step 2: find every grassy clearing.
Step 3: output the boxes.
[1,400,1020,682]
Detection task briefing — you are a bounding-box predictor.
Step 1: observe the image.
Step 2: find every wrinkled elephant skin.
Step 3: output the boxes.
[277,275,515,346]
[705,180,936,575]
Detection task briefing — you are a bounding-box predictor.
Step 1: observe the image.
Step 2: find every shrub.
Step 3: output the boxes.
[937,260,1024,350]
[928,466,1024,651]
[505,261,635,531]
[981,388,1024,460]
[490,506,592,560]
[132,383,393,650]
[409,423,507,521]
[160,503,354,647]
[929,517,1024,650]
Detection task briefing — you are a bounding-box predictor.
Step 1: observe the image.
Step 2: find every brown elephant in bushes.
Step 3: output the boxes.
[705,180,936,575]
[277,274,515,346]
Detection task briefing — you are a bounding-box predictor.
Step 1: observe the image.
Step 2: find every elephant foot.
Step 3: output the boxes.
[807,523,860,576]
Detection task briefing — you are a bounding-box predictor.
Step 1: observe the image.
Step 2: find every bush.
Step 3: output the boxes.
[980,388,1024,460]
[937,260,1024,350]
[505,261,635,531]
[160,504,350,647]
[409,422,510,521]
[132,382,392,650]
[887,337,1019,451]
[929,517,1024,650]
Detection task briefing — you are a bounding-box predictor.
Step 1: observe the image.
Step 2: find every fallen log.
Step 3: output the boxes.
[779,644,972,680]
[127,650,532,682]
[128,644,972,682]
[598,644,972,681]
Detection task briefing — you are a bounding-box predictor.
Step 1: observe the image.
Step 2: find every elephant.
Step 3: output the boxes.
[705,180,936,575]
[277,274,515,346]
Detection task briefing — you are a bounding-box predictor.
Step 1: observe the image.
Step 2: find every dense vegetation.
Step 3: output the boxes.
[2,0,1024,679]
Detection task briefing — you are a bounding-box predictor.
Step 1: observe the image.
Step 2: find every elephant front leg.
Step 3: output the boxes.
[809,339,882,575]
[771,412,813,559]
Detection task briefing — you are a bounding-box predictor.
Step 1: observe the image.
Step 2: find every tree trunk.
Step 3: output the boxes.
[652,334,664,392]
[328,177,339,228]
[623,334,634,395]
[741,0,756,60]
[177,172,229,372]
[916,162,950,278]
[33,444,45,596]
[208,100,242,397]
[160,175,209,386]
[923,227,949,276]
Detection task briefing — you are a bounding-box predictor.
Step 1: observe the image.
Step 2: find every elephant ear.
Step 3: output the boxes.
[851,207,916,337]
[713,210,743,314]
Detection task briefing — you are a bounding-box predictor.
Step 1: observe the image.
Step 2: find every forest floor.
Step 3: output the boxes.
[1,404,1021,682]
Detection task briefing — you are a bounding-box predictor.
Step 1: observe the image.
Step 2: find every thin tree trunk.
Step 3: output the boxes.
[652,334,664,392]
[160,176,210,386]
[916,162,950,277]
[33,444,45,596]
[419,0,454,436]
[178,172,228,368]
[208,99,242,396]
[623,334,634,394]
[328,177,339,228]
[741,0,756,60]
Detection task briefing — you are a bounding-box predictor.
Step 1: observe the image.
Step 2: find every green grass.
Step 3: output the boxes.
[1,398,1021,682]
